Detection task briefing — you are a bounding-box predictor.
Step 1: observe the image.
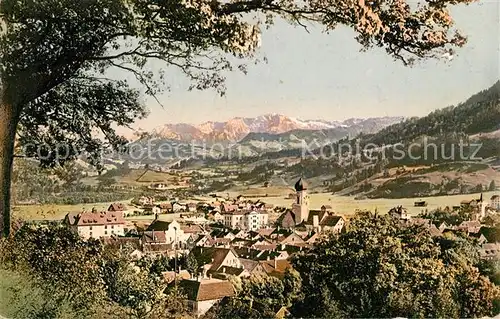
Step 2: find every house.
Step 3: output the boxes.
[172,202,188,212]
[259,259,293,279]
[190,247,247,278]
[64,211,125,239]
[280,232,306,245]
[388,206,409,220]
[149,183,168,190]
[181,224,205,236]
[162,270,191,283]
[144,205,161,216]
[141,230,171,253]
[479,226,500,243]
[491,195,500,210]
[222,210,269,231]
[146,219,188,248]
[469,232,488,244]
[176,278,235,316]
[221,203,238,213]
[461,199,479,208]
[187,203,198,212]
[276,210,297,229]
[158,202,173,213]
[108,203,126,212]
[257,228,275,237]
[479,243,500,260]
[456,220,482,233]
[320,215,345,234]
[238,258,267,276]
[132,196,154,207]
[207,211,223,222]
[194,234,216,247]
[210,228,236,241]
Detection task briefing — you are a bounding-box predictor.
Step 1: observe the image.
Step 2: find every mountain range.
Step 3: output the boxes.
[145,114,404,144]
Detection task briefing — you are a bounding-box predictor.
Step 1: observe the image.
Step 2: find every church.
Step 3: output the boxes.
[276,178,345,234]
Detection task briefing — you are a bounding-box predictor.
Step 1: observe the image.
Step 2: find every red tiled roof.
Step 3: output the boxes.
[178,279,235,301]
[70,211,125,226]
[142,231,167,243]
[159,203,172,210]
[253,244,277,251]
[181,224,204,234]
[210,248,236,271]
[260,260,292,279]
[163,270,191,283]
[321,215,343,227]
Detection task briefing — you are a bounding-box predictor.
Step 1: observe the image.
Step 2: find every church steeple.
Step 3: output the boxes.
[292,177,309,224]
[294,177,308,192]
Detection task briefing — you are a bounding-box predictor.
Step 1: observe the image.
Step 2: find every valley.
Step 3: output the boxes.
[10,81,500,221]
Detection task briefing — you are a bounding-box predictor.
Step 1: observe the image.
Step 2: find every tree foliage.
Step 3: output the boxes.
[290,212,499,318]
[205,270,302,319]
[0,224,190,318]
[0,0,482,236]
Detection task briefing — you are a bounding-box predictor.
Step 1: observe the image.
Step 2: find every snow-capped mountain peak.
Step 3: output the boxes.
[146,114,404,143]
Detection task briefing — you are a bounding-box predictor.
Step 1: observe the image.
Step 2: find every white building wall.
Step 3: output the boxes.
[223,212,268,231]
[194,300,218,316]
[77,224,124,239]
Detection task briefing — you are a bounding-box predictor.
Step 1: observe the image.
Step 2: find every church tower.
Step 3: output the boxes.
[479,193,488,219]
[292,178,309,224]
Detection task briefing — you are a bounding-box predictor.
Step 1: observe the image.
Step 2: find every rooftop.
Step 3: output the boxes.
[294,178,308,192]
[177,278,235,301]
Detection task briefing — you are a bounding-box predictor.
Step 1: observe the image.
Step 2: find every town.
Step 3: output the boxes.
[1,0,499,317]
[55,177,500,317]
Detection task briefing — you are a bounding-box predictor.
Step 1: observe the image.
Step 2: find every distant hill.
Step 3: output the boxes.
[233,117,404,156]
[364,80,500,146]
[254,80,500,161]
[230,81,500,198]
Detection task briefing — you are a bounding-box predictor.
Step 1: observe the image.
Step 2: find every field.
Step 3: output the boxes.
[12,200,134,221]
[229,186,294,198]
[261,191,499,216]
[12,190,499,223]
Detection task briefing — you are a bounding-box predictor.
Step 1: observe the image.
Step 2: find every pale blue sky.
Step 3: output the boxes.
[121,1,499,130]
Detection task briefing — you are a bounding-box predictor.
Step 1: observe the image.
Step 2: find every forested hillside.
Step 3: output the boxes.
[230,81,500,198]
[365,81,500,146]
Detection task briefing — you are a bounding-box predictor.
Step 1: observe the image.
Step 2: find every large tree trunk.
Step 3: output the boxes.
[0,91,20,238]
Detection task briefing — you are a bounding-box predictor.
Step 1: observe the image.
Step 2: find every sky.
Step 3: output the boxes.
[115,1,499,131]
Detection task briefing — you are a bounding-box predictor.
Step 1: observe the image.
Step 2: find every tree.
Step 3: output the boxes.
[291,212,499,318]
[185,253,199,277]
[206,271,302,319]
[0,0,477,236]
[0,223,190,318]
[490,180,497,191]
